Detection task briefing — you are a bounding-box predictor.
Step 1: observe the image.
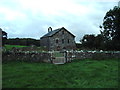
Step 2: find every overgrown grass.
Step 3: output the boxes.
[2,59,118,88]
[4,45,28,51]
[3,45,47,51]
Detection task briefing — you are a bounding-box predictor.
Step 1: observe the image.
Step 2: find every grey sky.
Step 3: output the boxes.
[0,0,119,43]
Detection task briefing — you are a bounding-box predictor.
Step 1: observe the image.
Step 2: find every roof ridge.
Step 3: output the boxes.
[40,28,61,38]
[40,27,75,39]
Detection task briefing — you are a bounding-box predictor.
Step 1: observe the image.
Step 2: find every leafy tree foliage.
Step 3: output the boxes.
[94,34,104,49]
[100,6,120,50]
[80,34,96,49]
[80,34,104,50]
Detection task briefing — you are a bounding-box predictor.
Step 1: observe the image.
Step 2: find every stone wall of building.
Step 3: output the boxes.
[50,29,76,51]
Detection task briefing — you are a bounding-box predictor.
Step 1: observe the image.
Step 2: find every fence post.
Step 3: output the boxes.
[48,51,53,63]
[64,51,66,63]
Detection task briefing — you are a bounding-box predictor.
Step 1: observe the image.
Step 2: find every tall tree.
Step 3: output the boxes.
[100,6,120,50]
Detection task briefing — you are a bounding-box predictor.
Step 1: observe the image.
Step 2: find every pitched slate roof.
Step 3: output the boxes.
[41,27,75,39]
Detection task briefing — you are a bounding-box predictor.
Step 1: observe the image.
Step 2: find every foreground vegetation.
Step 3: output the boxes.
[2,59,118,88]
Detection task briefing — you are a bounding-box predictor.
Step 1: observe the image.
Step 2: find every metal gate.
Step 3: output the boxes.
[51,51,66,64]
[49,51,75,64]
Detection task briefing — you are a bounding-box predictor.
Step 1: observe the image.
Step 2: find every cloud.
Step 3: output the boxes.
[0,0,118,42]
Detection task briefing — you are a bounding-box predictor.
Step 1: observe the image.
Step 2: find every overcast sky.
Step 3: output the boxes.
[0,0,119,42]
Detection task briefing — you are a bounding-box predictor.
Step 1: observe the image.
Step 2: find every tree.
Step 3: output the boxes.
[94,34,104,49]
[100,6,120,50]
[80,34,96,49]
[80,34,104,50]
[5,38,40,46]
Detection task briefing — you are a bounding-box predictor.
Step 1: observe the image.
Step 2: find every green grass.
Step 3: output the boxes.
[4,45,28,51]
[2,59,119,88]
[3,45,47,51]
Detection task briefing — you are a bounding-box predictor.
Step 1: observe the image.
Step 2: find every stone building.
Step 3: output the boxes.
[40,27,76,51]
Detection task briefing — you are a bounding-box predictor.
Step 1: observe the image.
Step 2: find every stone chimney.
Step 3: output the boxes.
[48,27,52,32]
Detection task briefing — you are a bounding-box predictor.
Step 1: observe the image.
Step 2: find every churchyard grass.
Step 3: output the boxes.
[2,59,118,88]
[3,45,46,52]
[4,45,28,51]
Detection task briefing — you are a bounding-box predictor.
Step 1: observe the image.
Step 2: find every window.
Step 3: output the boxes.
[56,39,58,43]
[62,31,64,34]
[68,39,69,43]
[62,39,64,44]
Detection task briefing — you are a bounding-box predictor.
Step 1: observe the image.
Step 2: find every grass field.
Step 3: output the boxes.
[4,45,28,51]
[3,45,46,51]
[2,59,118,88]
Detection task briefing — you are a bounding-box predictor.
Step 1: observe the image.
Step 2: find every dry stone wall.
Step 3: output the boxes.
[74,51,120,60]
[2,51,51,63]
[2,50,120,63]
